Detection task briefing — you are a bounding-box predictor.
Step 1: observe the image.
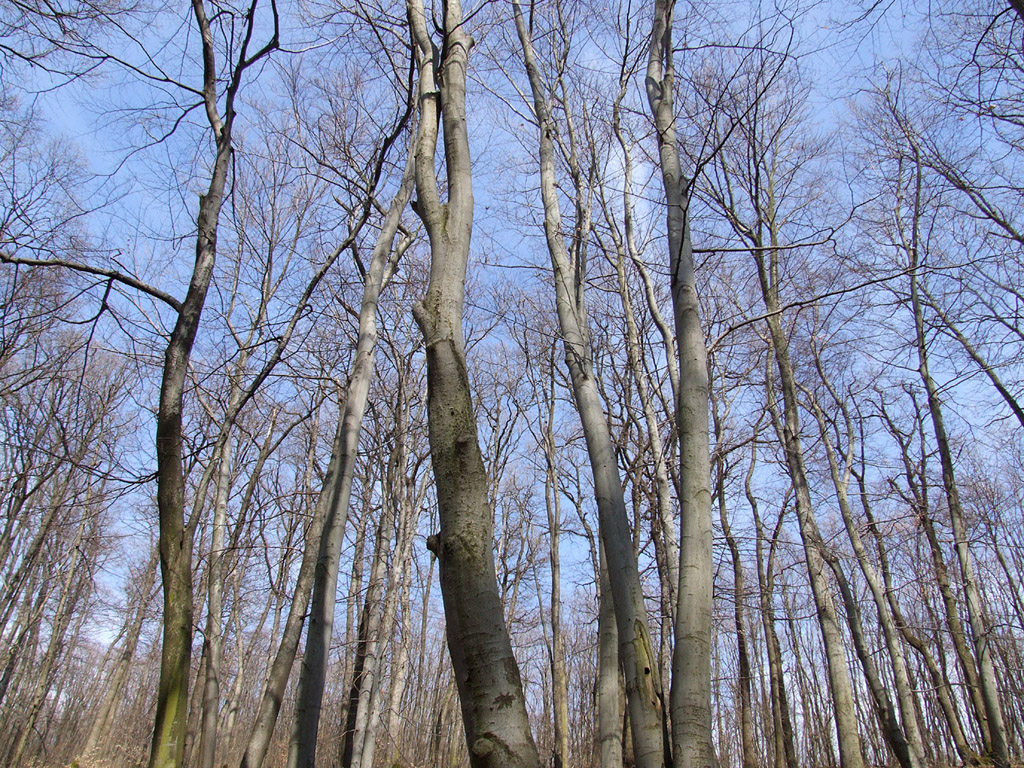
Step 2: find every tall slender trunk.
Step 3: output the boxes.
[710,390,755,768]
[745,435,798,768]
[340,498,397,768]
[537,363,569,768]
[197,435,232,768]
[240,401,331,768]
[287,150,413,768]
[357,476,423,768]
[512,8,666,765]
[908,237,1009,768]
[896,138,1008,767]
[383,537,415,768]
[876,403,978,763]
[645,4,716,764]
[759,315,865,768]
[148,2,278,761]
[804,383,925,768]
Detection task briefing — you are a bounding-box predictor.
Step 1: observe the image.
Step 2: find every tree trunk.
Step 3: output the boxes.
[645,4,716,765]
[745,437,798,768]
[760,317,865,768]
[711,391,755,768]
[149,3,255,763]
[407,0,539,764]
[598,540,624,768]
[512,5,666,766]
[907,225,1009,768]
[198,435,232,768]
[803,383,925,768]
[287,147,413,767]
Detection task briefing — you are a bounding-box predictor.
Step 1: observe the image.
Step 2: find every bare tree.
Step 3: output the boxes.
[512,4,667,766]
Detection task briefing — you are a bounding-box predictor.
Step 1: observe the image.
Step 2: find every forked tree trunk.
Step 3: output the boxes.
[406,0,538,764]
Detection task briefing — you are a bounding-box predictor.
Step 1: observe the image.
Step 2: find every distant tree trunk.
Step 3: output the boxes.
[357,476,422,768]
[824,552,916,768]
[710,390,755,768]
[873,408,978,764]
[536,358,570,768]
[803,375,926,768]
[745,433,798,768]
[10,513,91,766]
[384,540,415,768]
[198,435,233,768]
[407,0,539,764]
[759,314,865,768]
[240,399,331,768]
[341,439,420,768]
[645,3,716,765]
[82,544,159,761]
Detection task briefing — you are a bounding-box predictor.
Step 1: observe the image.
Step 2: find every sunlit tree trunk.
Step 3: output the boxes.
[287,143,413,768]
[512,4,666,766]
[646,2,716,765]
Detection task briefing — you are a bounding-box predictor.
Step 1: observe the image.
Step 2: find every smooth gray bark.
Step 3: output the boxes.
[646,3,716,765]
[598,540,624,768]
[512,5,666,766]
[286,148,414,768]
[710,390,755,768]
